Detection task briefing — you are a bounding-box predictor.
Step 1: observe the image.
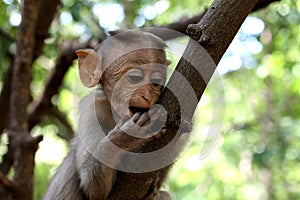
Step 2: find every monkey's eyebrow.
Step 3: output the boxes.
[117,66,134,75]
[117,63,136,71]
[127,68,143,75]
[151,72,164,78]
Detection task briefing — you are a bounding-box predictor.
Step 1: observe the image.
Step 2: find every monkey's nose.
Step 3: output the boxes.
[142,93,153,102]
[140,84,154,103]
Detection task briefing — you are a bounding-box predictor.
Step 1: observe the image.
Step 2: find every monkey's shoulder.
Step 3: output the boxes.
[79,89,115,134]
[80,89,109,109]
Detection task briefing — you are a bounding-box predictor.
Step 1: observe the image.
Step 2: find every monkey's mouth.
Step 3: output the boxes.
[129,106,150,115]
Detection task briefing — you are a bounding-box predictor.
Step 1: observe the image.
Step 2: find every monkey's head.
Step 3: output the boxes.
[76,29,171,117]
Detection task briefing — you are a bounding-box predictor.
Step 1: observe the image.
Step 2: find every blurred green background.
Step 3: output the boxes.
[0,0,300,199]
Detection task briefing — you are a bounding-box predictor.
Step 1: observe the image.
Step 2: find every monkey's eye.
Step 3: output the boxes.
[150,72,164,87]
[127,69,144,84]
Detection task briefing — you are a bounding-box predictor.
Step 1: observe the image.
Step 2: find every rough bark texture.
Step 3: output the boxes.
[186,0,261,63]
[108,0,263,199]
[2,0,42,199]
[147,0,279,41]
[0,0,61,134]
[0,1,61,198]
[34,0,61,59]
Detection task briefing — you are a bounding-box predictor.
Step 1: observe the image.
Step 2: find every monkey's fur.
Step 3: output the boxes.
[43,30,173,200]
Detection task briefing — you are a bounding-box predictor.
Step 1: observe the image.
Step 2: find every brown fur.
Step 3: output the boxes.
[44,29,172,200]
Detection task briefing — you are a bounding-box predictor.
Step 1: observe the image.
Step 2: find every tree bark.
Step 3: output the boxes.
[0,0,61,134]
[4,0,43,199]
[108,0,262,199]
[149,0,279,41]
[34,0,61,59]
[0,0,61,197]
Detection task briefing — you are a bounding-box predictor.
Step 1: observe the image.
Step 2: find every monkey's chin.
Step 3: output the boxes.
[129,106,150,116]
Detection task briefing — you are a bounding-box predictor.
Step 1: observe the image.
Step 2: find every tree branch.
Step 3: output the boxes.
[0,29,15,42]
[0,172,15,193]
[49,106,75,142]
[253,0,280,11]
[0,2,61,187]
[0,143,14,176]
[150,0,279,41]
[34,0,61,59]
[108,0,276,199]
[0,0,61,135]
[0,65,12,134]
[7,0,42,199]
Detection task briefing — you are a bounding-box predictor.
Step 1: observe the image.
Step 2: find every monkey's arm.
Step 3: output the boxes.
[44,91,170,200]
[72,91,116,200]
[74,110,167,200]
[44,91,115,200]
[43,138,115,200]
[74,137,115,200]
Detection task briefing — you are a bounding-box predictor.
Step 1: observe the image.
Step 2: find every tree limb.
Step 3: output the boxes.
[0,0,61,135]
[0,65,12,134]
[7,0,42,199]
[49,106,75,142]
[0,172,15,193]
[0,2,62,190]
[150,0,279,41]
[0,143,14,176]
[34,0,61,59]
[0,29,15,42]
[108,0,275,199]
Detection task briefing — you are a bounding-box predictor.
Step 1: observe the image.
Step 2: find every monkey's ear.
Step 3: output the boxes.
[76,49,103,87]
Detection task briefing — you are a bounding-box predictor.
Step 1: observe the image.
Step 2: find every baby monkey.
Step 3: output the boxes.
[43,29,172,200]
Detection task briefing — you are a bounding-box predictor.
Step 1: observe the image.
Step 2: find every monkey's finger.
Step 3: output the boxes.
[114,116,129,130]
[121,115,131,124]
[131,112,141,123]
[136,112,151,127]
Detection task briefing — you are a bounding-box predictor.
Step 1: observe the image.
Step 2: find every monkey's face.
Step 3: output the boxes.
[109,64,167,118]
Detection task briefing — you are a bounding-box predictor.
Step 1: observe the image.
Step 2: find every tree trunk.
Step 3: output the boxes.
[1,0,43,199]
[108,0,262,199]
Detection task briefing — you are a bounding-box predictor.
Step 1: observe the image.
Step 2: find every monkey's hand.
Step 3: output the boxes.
[107,106,167,152]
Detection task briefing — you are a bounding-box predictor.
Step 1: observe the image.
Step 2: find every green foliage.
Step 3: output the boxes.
[1,0,300,199]
[167,0,300,199]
